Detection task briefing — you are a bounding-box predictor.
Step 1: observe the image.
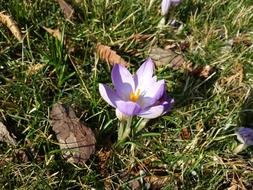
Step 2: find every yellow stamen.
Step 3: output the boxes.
[130,89,141,102]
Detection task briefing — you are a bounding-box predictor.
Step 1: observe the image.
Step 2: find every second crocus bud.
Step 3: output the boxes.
[161,0,182,16]
[161,0,171,16]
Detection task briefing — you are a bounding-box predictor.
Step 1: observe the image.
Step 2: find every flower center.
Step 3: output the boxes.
[130,89,141,102]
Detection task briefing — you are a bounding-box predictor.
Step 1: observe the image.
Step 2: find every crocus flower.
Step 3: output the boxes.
[236,127,253,145]
[161,0,182,16]
[99,58,173,119]
[234,127,253,153]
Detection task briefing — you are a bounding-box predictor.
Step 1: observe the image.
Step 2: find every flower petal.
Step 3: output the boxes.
[139,80,165,108]
[138,96,174,119]
[112,64,135,100]
[115,100,141,116]
[236,127,253,145]
[134,58,155,90]
[137,105,166,119]
[161,0,171,16]
[99,83,120,108]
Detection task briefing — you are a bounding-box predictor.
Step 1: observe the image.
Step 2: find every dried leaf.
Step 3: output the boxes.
[56,0,75,20]
[220,64,243,86]
[150,47,214,78]
[150,47,178,67]
[144,175,171,190]
[0,11,22,41]
[97,149,112,190]
[50,103,96,164]
[179,127,191,140]
[0,155,12,167]
[190,65,214,78]
[43,26,62,41]
[26,64,45,76]
[0,121,17,145]
[96,43,130,67]
[233,35,252,47]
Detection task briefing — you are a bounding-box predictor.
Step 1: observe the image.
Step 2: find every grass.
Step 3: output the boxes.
[1,0,253,189]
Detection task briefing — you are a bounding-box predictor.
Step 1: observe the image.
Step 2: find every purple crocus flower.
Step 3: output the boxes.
[99,58,174,119]
[161,0,182,16]
[236,127,253,145]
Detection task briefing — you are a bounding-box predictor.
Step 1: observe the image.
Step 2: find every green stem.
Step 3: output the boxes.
[118,116,132,142]
[136,118,150,133]
[118,120,126,141]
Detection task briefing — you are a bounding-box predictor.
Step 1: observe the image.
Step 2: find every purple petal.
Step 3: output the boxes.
[99,83,120,108]
[161,0,171,16]
[236,127,253,145]
[137,104,166,119]
[134,58,155,91]
[112,64,135,101]
[161,96,174,113]
[139,80,165,108]
[138,95,174,119]
[115,100,141,116]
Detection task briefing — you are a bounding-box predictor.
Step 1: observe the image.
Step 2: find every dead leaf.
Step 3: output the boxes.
[55,0,75,21]
[190,65,214,78]
[26,64,45,76]
[0,121,17,145]
[220,64,243,87]
[144,175,171,190]
[233,35,252,47]
[0,122,29,162]
[43,26,75,53]
[43,27,62,41]
[97,149,112,190]
[0,11,23,41]
[96,43,130,67]
[179,127,191,140]
[0,155,12,167]
[50,103,96,164]
[150,47,214,78]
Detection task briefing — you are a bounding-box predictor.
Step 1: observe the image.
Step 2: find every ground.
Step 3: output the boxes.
[1,0,253,189]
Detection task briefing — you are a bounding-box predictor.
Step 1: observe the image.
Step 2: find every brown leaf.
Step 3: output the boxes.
[150,47,214,78]
[190,65,214,78]
[50,103,96,164]
[97,149,112,190]
[150,47,178,67]
[55,0,75,20]
[233,35,252,47]
[42,27,62,41]
[0,11,23,41]
[26,64,45,76]
[96,43,130,67]
[179,127,191,140]
[144,175,171,190]
[0,121,17,145]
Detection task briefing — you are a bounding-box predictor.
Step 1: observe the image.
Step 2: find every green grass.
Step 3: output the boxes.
[1,0,253,189]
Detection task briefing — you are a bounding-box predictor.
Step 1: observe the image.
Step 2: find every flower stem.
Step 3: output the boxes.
[136,118,150,133]
[118,120,126,141]
[118,116,132,142]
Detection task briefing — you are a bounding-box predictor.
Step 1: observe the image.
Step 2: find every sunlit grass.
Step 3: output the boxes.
[1,0,253,189]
